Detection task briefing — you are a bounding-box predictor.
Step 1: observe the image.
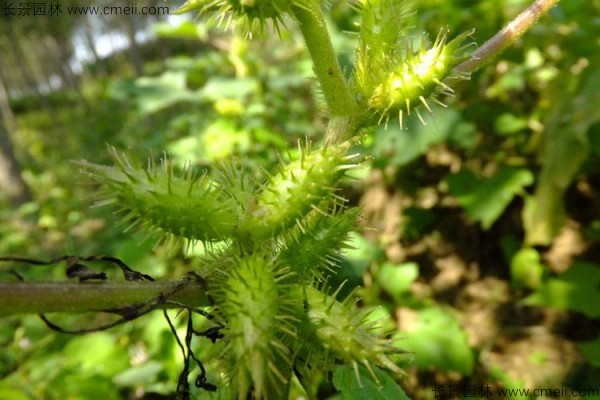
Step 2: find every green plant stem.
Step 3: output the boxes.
[0,280,208,317]
[454,0,561,75]
[324,115,358,145]
[291,1,358,116]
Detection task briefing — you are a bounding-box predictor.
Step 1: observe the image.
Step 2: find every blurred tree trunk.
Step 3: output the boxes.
[6,26,53,113]
[47,35,79,92]
[0,74,32,207]
[150,13,171,66]
[26,36,56,93]
[121,14,143,77]
[0,36,27,97]
[45,34,90,109]
[82,16,107,76]
[0,68,16,131]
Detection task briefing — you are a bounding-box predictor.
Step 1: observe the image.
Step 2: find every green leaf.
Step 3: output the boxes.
[64,332,129,376]
[397,307,474,374]
[344,232,386,275]
[524,262,600,318]
[168,119,252,163]
[154,21,207,40]
[0,385,31,400]
[199,77,258,102]
[133,71,201,115]
[373,108,476,167]
[524,70,600,245]
[112,361,164,387]
[332,365,410,400]
[494,113,529,135]
[446,166,534,229]
[377,262,419,300]
[510,248,544,289]
[489,365,529,400]
[402,207,437,240]
[201,119,251,161]
[578,336,600,368]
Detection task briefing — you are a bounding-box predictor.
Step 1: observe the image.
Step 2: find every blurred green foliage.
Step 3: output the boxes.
[396,307,474,375]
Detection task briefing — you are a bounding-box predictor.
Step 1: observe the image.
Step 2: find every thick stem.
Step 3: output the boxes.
[454,0,561,75]
[324,115,358,145]
[0,280,208,317]
[291,1,358,116]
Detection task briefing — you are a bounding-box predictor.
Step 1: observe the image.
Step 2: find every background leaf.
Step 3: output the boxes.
[332,365,411,400]
[524,262,600,318]
[396,307,474,375]
[446,166,534,229]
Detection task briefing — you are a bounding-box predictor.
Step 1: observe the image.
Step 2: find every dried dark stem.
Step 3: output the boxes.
[454,0,561,75]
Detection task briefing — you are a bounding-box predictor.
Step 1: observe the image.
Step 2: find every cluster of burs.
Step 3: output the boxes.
[80,0,473,398]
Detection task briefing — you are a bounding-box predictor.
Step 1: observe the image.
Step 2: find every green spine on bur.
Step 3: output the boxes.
[215,254,293,399]
[356,0,413,68]
[368,31,473,126]
[76,148,239,243]
[241,140,360,241]
[277,207,359,284]
[175,0,307,36]
[291,285,405,380]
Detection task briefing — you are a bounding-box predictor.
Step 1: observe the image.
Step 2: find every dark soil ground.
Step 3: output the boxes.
[356,147,600,399]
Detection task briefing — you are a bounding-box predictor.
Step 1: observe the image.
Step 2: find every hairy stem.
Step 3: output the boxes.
[291,1,358,116]
[0,280,208,317]
[324,115,358,145]
[454,0,561,74]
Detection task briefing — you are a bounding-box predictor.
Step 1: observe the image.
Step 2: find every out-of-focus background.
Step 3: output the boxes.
[1,0,599,399]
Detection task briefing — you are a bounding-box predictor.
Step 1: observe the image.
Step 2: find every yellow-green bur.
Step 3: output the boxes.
[290,285,405,378]
[241,140,357,241]
[218,255,292,399]
[76,152,239,243]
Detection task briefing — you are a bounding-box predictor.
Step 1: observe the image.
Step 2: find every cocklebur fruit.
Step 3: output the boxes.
[364,30,474,127]
[277,206,359,284]
[239,139,362,241]
[75,148,240,244]
[289,285,405,381]
[354,0,473,127]
[175,0,312,36]
[211,253,295,399]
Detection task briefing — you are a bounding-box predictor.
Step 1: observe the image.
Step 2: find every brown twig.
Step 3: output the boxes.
[454,0,561,75]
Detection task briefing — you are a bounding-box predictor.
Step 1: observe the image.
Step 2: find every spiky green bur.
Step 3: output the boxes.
[241,140,360,241]
[291,285,405,380]
[214,255,294,399]
[175,0,309,36]
[75,149,239,243]
[277,207,359,284]
[354,0,473,127]
[356,0,413,65]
